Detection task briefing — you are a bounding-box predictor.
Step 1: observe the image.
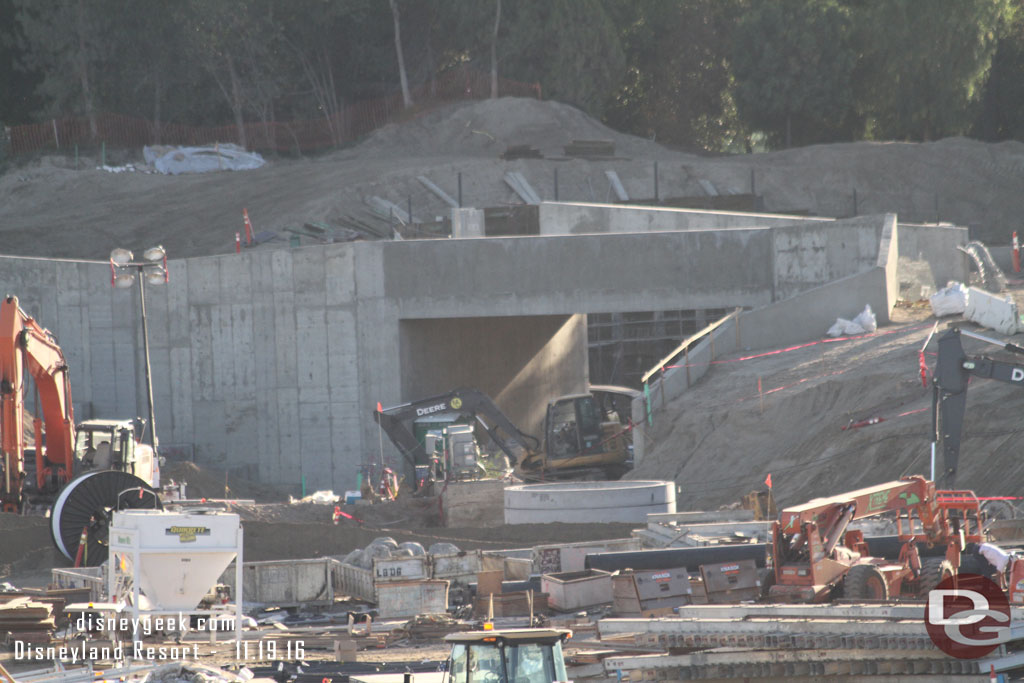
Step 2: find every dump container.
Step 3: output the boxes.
[431,549,482,587]
[376,579,448,618]
[533,538,640,574]
[337,555,430,602]
[699,559,762,603]
[219,557,339,607]
[541,569,613,611]
[612,567,692,617]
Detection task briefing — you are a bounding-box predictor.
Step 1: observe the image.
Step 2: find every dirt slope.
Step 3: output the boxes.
[3,98,1024,261]
[630,304,1024,510]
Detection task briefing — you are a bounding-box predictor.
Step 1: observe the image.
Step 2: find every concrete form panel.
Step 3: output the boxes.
[186,258,221,305]
[218,255,252,305]
[230,304,255,397]
[298,401,332,488]
[166,260,191,346]
[276,387,300,487]
[325,247,356,306]
[292,250,327,308]
[296,307,329,405]
[191,400,227,465]
[255,390,280,483]
[169,347,194,444]
[330,401,361,488]
[273,298,298,388]
[210,305,235,401]
[189,305,215,402]
[327,309,358,392]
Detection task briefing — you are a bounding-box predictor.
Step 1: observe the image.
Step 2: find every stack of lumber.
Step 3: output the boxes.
[501,144,542,160]
[0,594,55,644]
[563,140,615,158]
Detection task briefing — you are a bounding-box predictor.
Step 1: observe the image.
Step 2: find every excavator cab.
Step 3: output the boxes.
[545,395,604,459]
[74,420,139,475]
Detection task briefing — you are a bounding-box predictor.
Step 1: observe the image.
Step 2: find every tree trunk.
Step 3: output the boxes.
[75,0,97,141]
[152,70,163,145]
[491,0,501,99]
[226,51,248,149]
[389,0,413,108]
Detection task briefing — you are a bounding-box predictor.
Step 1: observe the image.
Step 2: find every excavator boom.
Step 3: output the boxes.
[373,388,541,470]
[933,326,1024,488]
[0,296,75,510]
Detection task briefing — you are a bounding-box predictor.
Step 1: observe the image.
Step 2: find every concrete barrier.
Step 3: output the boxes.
[504,480,676,524]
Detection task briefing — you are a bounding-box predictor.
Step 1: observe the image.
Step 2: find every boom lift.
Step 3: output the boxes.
[933,325,1024,489]
[769,475,983,602]
[0,296,160,565]
[373,386,638,482]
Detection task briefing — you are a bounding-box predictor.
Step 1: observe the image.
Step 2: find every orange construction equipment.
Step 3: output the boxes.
[769,475,983,603]
[0,296,76,511]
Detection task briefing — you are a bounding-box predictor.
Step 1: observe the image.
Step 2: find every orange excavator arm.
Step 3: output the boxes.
[0,296,75,510]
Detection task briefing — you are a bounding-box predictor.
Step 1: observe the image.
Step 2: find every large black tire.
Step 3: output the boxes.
[916,557,955,597]
[843,564,890,601]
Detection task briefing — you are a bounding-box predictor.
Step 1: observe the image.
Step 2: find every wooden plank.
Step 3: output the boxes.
[416,176,458,208]
[603,647,957,672]
[604,171,629,201]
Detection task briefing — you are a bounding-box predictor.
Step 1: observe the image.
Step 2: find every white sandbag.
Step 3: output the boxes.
[852,305,877,333]
[827,318,866,338]
[930,281,969,318]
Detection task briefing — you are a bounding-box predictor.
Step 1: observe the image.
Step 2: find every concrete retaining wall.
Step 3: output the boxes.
[0,210,935,489]
[897,223,970,286]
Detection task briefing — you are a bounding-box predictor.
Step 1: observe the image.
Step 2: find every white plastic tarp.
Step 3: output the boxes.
[143,143,265,175]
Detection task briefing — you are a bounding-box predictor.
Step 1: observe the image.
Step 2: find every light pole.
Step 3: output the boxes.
[110,246,167,454]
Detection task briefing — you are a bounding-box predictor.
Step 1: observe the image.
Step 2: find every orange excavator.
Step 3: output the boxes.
[768,475,984,602]
[0,295,160,565]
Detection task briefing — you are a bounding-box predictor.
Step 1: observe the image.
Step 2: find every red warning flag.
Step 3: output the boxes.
[377,401,383,413]
[765,473,773,489]
[918,351,928,388]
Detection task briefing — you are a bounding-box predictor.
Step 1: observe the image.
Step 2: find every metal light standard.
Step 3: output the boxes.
[109,246,167,454]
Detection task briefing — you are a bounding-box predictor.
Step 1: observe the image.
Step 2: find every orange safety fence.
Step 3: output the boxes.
[8,68,541,157]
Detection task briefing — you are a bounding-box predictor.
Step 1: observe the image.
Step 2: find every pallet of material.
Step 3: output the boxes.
[501,144,543,160]
[563,140,616,158]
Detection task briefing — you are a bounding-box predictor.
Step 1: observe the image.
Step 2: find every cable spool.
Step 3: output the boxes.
[50,471,161,566]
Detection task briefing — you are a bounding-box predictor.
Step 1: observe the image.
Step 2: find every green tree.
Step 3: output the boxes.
[974,16,1024,141]
[500,0,626,117]
[731,0,858,147]
[853,0,1011,140]
[13,0,115,139]
[604,0,744,152]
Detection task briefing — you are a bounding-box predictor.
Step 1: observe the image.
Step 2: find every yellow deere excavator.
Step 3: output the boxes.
[373,385,639,481]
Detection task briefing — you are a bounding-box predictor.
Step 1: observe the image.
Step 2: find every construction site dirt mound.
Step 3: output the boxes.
[162,460,287,502]
[4,98,1024,262]
[630,295,1024,510]
[357,97,667,159]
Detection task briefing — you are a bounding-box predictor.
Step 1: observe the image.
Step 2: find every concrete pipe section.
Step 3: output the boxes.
[504,480,676,524]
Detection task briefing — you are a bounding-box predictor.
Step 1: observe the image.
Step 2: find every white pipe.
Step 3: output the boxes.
[930,442,936,482]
